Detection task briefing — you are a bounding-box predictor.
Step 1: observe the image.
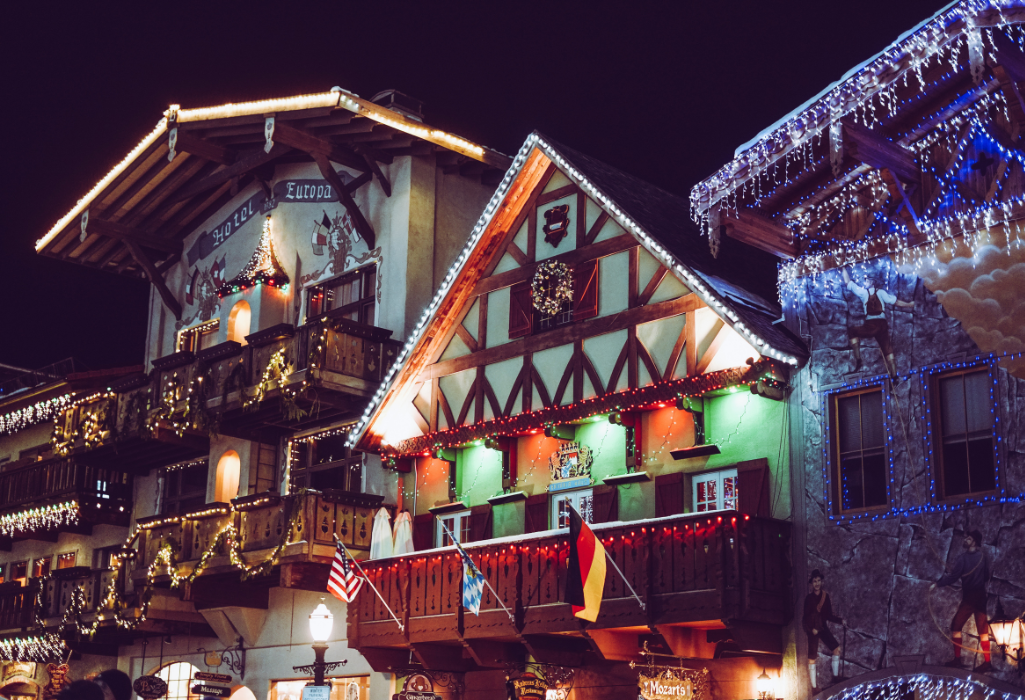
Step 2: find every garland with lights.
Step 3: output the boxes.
[531,261,573,316]
[51,392,116,456]
[0,501,81,537]
[0,394,72,436]
[822,674,1022,700]
[243,348,307,421]
[217,216,290,297]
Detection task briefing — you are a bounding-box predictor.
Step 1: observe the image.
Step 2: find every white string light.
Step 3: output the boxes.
[0,394,72,435]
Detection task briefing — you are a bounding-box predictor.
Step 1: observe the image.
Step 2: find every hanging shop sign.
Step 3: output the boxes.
[195,672,233,684]
[637,668,710,700]
[512,672,548,699]
[3,662,37,682]
[548,442,592,482]
[133,676,168,700]
[393,673,440,700]
[192,684,232,698]
[301,686,330,700]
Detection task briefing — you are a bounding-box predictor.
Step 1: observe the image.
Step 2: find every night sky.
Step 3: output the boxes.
[1,1,950,372]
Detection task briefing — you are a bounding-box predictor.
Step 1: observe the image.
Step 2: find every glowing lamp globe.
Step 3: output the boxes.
[309,602,333,642]
[756,670,772,699]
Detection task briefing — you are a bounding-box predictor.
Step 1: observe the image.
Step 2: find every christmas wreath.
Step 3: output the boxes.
[531,260,573,316]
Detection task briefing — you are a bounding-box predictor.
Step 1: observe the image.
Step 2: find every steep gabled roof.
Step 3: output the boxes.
[348,132,806,448]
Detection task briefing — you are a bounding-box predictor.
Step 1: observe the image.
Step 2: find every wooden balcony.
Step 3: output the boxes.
[131,489,383,603]
[0,458,131,542]
[348,511,792,671]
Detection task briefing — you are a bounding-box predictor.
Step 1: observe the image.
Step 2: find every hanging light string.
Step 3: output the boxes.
[0,394,72,436]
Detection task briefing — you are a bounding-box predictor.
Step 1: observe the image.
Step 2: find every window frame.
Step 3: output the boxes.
[826,384,892,517]
[176,319,219,354]
[10,561,27,586]
[56,552,76,569]
[161,460,209,516]
[436,510,472,547]
[550,488,594,530]
[288,427,363,494]
[305,263,378,326]
[926,363,1001,503]
[691,467,739,513]
[31,557,51,579]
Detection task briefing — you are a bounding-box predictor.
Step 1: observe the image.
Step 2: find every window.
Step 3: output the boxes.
[508,260,599,339]
[156,662,201,700]
[437,510,472,546]
[94,546,122,570]
[215,450,241,502]
[227,301,252,345]
[31,557,50,578]
[934,368,996,498]
[271,677,370,700]
[831,388,887,513]
[692,468,738,512]
[306,265,377,325]
[10,561,27,586]
[162,462,208,515]
[551,489,594,530]
[18,444,48,462]
[248,443,279,495]
[177,319,219,353]
[289,431,362,493]
[56,552,76,569]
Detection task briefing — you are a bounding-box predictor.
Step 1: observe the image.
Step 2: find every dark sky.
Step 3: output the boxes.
[0,1,949,371]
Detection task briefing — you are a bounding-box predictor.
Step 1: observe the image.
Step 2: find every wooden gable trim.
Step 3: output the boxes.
[536,183,577,207]
[637,265,669,307]
[694,319,728,375]
[584,211,610,247]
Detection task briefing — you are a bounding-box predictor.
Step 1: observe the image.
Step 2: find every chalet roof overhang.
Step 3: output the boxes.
[690,1,1025,272]
[349,132,806,453]
[34,88,511,285]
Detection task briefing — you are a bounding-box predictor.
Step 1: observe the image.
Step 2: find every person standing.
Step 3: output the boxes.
[803,569,845,691]
[931,529,992,672]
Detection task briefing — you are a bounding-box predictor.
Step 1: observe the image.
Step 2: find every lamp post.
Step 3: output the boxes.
[756,669,773,700]
[293,600,347,686]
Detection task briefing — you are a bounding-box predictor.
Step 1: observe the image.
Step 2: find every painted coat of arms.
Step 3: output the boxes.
[548,442,592,481]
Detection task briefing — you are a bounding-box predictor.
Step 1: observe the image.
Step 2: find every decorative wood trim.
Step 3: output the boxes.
[457,379,476,427]
[526,200,537,263]
[424,294,701,380]
[638,265,669,306]
[505,242,527,267]
[536,183,577,207]
[472,234,638,297]
[664,324,689,382]
[584,211,610,247]
[685,311,698,377]
[531,366,552,409]
[454,324,479,354]
[628,246,639,308]
[695,319,728,375]
[607,343,629,395]
[474,367,486,424]
[483,378,502,420]
[504,367,525,418]
[430,377,440,432]
[576,191,586,248]
[636,339,659,386]
[478,293,488,350]
[628,326,638,389]
[314,154,376,250]
[438,385,455,429]
[573,340,584,403]
[553,356,574,408]
[522,354,533,413]
[581,349,604,397]
[124,239,182,320]
[411,407,430,434]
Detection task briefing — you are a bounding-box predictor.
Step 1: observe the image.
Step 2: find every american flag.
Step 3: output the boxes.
[328,541,364,603]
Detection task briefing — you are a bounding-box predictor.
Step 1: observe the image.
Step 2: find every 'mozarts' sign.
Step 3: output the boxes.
[638,672,696,700]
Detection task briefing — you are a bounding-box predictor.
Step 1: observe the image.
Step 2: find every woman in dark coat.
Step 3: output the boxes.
[803,569,845,690]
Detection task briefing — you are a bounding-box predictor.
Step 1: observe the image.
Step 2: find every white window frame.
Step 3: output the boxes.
[436,510,471,547]
[692,468,738,512]
[551,488,594,530]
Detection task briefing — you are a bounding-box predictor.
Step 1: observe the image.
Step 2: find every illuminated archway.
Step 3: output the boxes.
[227,301,252,345]
[229,687,257,700]
[156,662,202,700]
[215,450,241,502]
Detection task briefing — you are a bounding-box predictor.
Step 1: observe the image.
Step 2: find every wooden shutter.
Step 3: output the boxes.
[250,443,278,495]
[524,493,549,533]
[572,259,599,321]
[737,459,771,517]
[412,513,434,551]
[509,282,533,338]
[655,472,685,517]
[468,504,493,542]
[591,484,619,524]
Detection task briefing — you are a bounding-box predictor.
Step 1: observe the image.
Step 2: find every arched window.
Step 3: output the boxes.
[215,450,241,502]
[227,301,252,345]
[230,688,257,700]
[156,662,201,700]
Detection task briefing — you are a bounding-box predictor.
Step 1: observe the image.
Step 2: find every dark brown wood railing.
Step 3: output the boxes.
[0,566,125,633]
[0,459,131,510]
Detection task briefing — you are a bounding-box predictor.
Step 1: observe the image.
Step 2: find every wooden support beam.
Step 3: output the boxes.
[723,209,796,258]
[313,154,376,249]
[841,120,920,184]
[174,132,235,165]
[170,144,291,204]
[878,168,922,235]
[124,238,182,320]
[271,121,369,173]
[991,30,1025,83]
[354,145,392,197]
[993,64,1025,129]
[86,218,182,255]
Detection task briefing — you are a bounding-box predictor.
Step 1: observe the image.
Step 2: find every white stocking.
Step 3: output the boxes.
[831,654,840,676]
[808,662,817,687]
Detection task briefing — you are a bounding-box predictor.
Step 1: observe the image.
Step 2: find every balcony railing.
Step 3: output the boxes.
[348,511,791,651]
[0,458,131,512]
[0,565,128,634]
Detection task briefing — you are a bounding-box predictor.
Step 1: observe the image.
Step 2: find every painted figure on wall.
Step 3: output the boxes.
[931,529,992,672]
[842,268,915,378]
[311,209,370,274]
[803,569,845,691]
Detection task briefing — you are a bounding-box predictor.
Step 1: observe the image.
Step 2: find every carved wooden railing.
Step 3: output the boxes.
[0,566,127,633]
[0,458,131,511]
[349,511,792,647]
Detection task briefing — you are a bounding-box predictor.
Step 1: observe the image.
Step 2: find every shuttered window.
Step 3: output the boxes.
[572,259,599,321]
[509,283,532,339]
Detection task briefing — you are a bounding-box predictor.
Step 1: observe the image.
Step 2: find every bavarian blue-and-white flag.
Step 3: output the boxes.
[460,549,485,616]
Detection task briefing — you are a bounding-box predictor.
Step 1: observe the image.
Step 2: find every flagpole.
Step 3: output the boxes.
[440,521,517,627]
[333,534,405,632]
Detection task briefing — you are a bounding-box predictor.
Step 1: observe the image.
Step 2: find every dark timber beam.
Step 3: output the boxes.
[125,239,182,320]
[841,120,920,184]
[170,144,291,204]
[313,154,376,249]
[87,218,182,255]
[723,208,797,258]
[878,168,922,235]
[354,145,392,197]
[270,122,369,173]
[175,132,235,165]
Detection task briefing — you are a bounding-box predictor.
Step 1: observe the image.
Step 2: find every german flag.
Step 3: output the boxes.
[565,505,606,622]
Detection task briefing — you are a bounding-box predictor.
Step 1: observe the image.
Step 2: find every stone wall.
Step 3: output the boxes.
[786,257,1025,688]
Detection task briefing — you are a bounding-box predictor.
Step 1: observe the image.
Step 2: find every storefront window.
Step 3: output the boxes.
[156,662,201,700]
[271,677,369,700]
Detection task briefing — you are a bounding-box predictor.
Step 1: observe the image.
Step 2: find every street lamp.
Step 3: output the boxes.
[293,599,347,686]
[990,599,1025,677]
[756,669,773,700]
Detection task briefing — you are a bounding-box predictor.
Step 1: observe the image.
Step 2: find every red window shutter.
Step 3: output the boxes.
[469,504,493,542]
[591,484,619,524]
[524,493,549,533]
[412,513,434,551]
[572,259,599,321]
[655,472,685,517]
[509,282,533,339]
